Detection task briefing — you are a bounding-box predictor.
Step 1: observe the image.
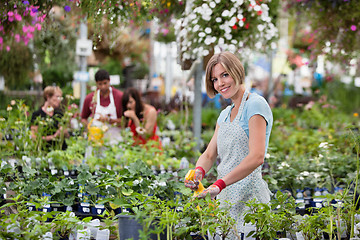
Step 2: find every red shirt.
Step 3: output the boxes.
[81,87,123,120]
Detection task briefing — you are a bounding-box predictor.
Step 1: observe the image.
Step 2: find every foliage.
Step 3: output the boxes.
[33,5,77,88]
[284,0,360,63]
[176,0,279,62]
[0,43,33,90]
[244,191,297,239]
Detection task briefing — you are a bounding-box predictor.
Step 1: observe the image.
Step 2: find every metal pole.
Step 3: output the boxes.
[79,17,87,112]
[165,43,172,103]
[193,58,203,151]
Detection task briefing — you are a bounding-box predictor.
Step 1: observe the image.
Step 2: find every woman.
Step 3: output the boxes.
[184,52,273,237]
[122,88,161,147]
[31,86,69,150]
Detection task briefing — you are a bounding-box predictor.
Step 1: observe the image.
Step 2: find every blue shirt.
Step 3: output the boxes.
[217,93,273,153]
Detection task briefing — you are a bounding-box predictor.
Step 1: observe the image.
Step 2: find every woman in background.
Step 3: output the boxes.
[122,87,161,147]
[31,86,69,150]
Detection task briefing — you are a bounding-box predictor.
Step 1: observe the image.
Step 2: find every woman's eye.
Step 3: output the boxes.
[222,73,229,78]
[211,78,217,83]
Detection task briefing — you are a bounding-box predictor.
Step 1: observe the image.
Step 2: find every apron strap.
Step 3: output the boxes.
[235,90,249,121]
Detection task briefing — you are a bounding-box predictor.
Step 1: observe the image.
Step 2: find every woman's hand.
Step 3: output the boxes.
[184,167,205,190]
[197,185,221,199]
[197,179,226,199]
[123,110,136,120]
[42,135,55,141]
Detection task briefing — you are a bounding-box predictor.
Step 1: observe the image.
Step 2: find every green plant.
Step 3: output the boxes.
[52,211,91,239]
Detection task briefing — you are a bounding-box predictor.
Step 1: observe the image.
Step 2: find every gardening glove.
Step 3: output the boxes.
[197,179,226,199]
[184,166,205,191]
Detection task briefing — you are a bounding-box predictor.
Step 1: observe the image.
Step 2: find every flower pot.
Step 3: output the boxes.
[91,204,105,215]
[118,215,166,240]
[51,203,66,212]
[78,202,91,214]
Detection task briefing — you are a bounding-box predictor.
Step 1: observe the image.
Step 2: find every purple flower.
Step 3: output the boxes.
[350,25,357,31]
[64,5,71,12]
[23,1,29,5]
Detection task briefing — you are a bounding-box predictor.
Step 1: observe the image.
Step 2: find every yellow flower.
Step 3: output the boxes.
[354,112,359,117]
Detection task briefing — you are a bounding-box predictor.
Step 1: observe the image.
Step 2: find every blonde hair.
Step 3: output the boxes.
[43,86,62,101]
[205,52,245,98]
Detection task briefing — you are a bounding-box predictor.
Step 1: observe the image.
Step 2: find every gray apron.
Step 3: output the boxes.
[217,90,271,234]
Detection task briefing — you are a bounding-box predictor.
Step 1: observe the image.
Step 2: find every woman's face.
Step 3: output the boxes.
[126,96,136,111]
[47,90,63,108]
[211,63,240,100]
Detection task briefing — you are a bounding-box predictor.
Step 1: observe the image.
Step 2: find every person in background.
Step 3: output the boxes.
[31,86,69,150]
[81,69,123,144]
[122,87,161,147]
[184,52,273,238]
[81,69,123,126]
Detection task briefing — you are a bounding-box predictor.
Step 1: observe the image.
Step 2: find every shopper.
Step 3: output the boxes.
[122,87,161,147]
[31,86,69,150]
[81,69,123,144]
[184,52,273,237]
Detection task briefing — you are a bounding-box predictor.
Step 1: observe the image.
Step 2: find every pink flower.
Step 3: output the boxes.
[15,34,20,42]
[35,23,41,31]
[6,46,10,52]
[8,11,14,22]
[23,25,29,32]
[29,26,35,32]
[0,37,3,44]
[351,25,357,31]
[15,13,22,21]
[26,32,33,39]
[161,28,169,35]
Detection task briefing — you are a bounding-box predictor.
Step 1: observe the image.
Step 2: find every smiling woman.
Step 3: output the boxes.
[185,51,273,238]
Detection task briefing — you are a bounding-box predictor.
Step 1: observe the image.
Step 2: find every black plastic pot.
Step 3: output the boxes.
[118,215,166,240]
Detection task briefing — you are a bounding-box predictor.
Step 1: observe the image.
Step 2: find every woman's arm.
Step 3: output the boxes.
[31,124,56,141]
[222,114,267,186]
[143,106,157,137]
[195,124,220,173]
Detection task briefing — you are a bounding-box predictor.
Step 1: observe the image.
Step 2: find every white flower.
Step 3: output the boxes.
[0,117,5,122]
[46,106,54,113]
[205,27,212,34]
[10,100,16,105]
[204,37,212,45]
[319,142,329,149]
[216,17,222,23]
[202,49,210,56]
[193,25,200,32]
[209,1,216,8]
[218,37,224,45]
[314,173,321,178]
[254,5,261,11]
[215,0,220,3]
[228,17,237,27]
[281,162,290,167]
[255,42,262,49]
[7,106,12,111]
[221,10,230,17]
[135,127,145,135]
[133,178,143,185]
[301,171,310,176]
[198,32,206,37]
[257,24,265,32]
[189,13,196,20]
